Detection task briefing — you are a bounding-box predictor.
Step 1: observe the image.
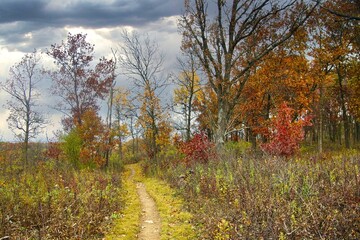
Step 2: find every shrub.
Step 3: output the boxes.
[224,140,252,156]
[178,132,215,166]
[261,102,311,157]
[61,129,82,168]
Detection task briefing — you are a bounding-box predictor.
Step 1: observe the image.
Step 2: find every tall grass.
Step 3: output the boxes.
[153,148,360,239]
[0,144,124,239]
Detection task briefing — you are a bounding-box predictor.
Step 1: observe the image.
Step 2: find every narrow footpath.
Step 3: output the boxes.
[105,163,196,240]
[136,182,161,240]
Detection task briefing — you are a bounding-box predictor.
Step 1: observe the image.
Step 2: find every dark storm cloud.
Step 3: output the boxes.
[0,0,183,51]
[0,0,183,27]
[0,0,45,23]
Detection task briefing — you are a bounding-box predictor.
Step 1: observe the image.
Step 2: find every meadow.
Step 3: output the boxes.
[1,140,359,239]
[0,143,124,239]
[146,142,360,239]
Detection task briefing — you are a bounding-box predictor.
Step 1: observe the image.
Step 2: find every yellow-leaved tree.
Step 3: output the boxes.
[173,51,203,141]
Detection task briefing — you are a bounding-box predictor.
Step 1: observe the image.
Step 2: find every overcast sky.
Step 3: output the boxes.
[0,0,184,141]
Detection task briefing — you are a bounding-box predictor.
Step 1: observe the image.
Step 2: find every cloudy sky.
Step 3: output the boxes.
[0,0,184,141]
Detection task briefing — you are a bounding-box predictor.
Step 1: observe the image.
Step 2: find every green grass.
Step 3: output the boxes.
[105,164,141,240]
[144,177,196,240]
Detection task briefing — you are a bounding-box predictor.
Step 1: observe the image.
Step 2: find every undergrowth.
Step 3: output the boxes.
[148,148,360,239]
[0,147,124,239]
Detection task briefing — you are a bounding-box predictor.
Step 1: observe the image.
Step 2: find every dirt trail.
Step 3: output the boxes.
[129,166,161,240]
[136,182,161,240]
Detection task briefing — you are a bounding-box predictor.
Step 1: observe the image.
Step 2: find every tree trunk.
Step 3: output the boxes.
[24,112,30,168]
[186,100,192,142]
[318,83,324,153]
[356,121,360,143]
[214,101,228,148]
[249,128,257,149]
[118,136,123,161]
[318,112,323,153]
[339,76,350,148]
[343,111,350,148]
[105,84,114,168]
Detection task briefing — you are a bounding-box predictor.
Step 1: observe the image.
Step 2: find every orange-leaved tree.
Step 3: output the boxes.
[308,0,359,149]
[62,109,111,168]
[77,109,111,168]
[179,0,320,146]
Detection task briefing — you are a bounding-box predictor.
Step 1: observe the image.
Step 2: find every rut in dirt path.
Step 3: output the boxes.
[128,166,161,240]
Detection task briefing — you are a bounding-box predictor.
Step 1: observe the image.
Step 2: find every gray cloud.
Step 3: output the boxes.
[0,0,183,52]
[0,0,183,27]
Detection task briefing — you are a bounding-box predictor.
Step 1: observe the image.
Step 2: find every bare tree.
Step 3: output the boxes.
[118,30,169,159]
[112,87,131,160]
[0,50,46,166]
[179,0,321,145]
[105,48,118,166]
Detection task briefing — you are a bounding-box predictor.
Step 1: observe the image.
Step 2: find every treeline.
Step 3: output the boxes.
[175,0,359,154]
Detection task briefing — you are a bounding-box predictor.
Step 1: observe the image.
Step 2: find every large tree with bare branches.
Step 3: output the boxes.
[179,0,321,145]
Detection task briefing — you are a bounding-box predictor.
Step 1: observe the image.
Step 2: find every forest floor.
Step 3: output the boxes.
[105,163,196,240]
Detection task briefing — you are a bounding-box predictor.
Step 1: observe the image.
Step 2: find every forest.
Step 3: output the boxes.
[0,0,359,239]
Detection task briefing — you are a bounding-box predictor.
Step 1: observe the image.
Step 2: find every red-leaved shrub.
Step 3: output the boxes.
[261,102,311,157]
[179,132,215,166]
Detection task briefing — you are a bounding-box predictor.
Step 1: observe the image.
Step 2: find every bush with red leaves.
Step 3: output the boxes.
[179,132,215,166]
[261,102,311,157]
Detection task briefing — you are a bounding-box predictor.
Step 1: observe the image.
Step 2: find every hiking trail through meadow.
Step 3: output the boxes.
[130,166,161,240]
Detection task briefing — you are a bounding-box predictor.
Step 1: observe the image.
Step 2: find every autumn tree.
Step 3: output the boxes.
[321,0,360,21]
[237,26,316,146]
[62,109,111,168]
[308,0,359,149]
[118,31,170,159]
[47,33,115,129]
[348,60,360,142]
[77,109,111,168]
[179,0,320,146]
[173,51,202,141]
[112,87,131,160]
[0,50,46,166]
